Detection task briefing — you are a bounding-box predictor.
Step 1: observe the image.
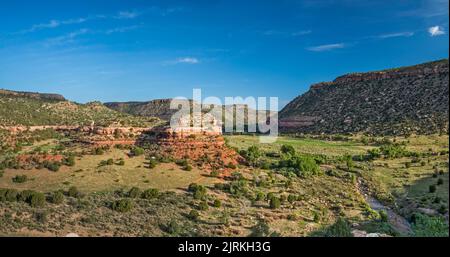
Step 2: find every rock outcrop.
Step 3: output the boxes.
[141,114,243,175]
[279,59,449,135]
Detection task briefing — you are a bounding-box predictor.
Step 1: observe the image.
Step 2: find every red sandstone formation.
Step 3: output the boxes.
[147,126,243,176]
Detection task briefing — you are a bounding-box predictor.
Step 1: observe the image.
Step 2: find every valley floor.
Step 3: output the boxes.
[0,132,448,237]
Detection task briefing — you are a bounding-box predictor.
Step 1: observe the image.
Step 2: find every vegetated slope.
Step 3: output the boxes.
[105,99,185,121]
[106,99,275,129]
[279,59,449,135]
[0,89,160,127]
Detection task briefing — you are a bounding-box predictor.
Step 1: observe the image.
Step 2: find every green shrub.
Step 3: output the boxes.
[281,144,296,155]
[188,210,200,221]
[269,197,281,209]
[18,190,35,202]
[379,210,388,222]
[437,178,444,185]
[188,183,207,200]
[240,146,262,166]
[94,148,104,155]
[213,199,222,208]
[165,220,181,235]
[64,156,75,166]
[44,161,60,171]
[288,194,297,203]
[116,159,125,166]
[226,162,237,169]
[51,191,65,204]
[148,159,157,169]
[34,211,48,223]
[68,186,80,198]
[0,188,9,202]
[4,189,18,202]
[111,199,134,212]
[324,218,353,237]
[210,170,220,177]
[429,185,437,193]
[198,201,209,211]
[412,213,449,237]
[176,159,188,167]
[128,187,141,198]
[438,205,448,215]
[29,192,45,207]
[12,175,27,183]
[184,165,193,171]
[250,220,271,237]
[141,188,159,199]
[130,147,144,156]
[255,191,265,201]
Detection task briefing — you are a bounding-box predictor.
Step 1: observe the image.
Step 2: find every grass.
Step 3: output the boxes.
[0,148,219,193]
[225,135,372,156]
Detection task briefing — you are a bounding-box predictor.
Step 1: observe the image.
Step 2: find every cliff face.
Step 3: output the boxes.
[279,59,449,135]
[0,89,66,101]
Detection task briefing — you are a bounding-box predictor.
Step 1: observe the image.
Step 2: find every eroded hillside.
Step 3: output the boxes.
[280,59,449,135]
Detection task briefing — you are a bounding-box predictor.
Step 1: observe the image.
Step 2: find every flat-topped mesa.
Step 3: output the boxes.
[279,59,449,135]
[322,59,448,88]
[0,89,66,101]
[309,59,449,91]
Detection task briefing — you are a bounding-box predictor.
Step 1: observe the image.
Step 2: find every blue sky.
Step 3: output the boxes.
[0,0,448,108]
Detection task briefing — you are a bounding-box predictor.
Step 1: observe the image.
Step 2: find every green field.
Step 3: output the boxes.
[225,135,372,156]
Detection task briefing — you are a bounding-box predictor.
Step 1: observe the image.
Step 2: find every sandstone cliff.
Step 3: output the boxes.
[279,59,449,135]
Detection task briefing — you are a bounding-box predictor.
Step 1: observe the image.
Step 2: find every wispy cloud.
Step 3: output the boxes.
[291,30,312,36]
[399,0,449,18]
[115,10,140,19]
[375,31,414,39]
[44,28,90,46]
[306,43,345,52]
[164,57,200,65]
[18,6,184,35]
[20,17,90,33]
[175,57,200,64]
[428,26,446,36]
[262,29,312,37]
[105,25,140,34]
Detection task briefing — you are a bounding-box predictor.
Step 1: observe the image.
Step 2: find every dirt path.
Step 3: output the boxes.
[357,179,412,235]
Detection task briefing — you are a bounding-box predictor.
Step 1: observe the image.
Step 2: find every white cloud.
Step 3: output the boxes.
[428,26,445,36]
[164,57,200,65]
[376,31,414,39]
[176,57,200,64]
[116,11,140,19]
[306,43,345,52]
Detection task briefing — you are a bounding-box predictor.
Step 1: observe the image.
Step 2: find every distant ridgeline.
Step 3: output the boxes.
[279,59,449,135]
[105,99,276,130]
[0,89,159,127]
[105,99,187,121]
[0,89,66,101]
